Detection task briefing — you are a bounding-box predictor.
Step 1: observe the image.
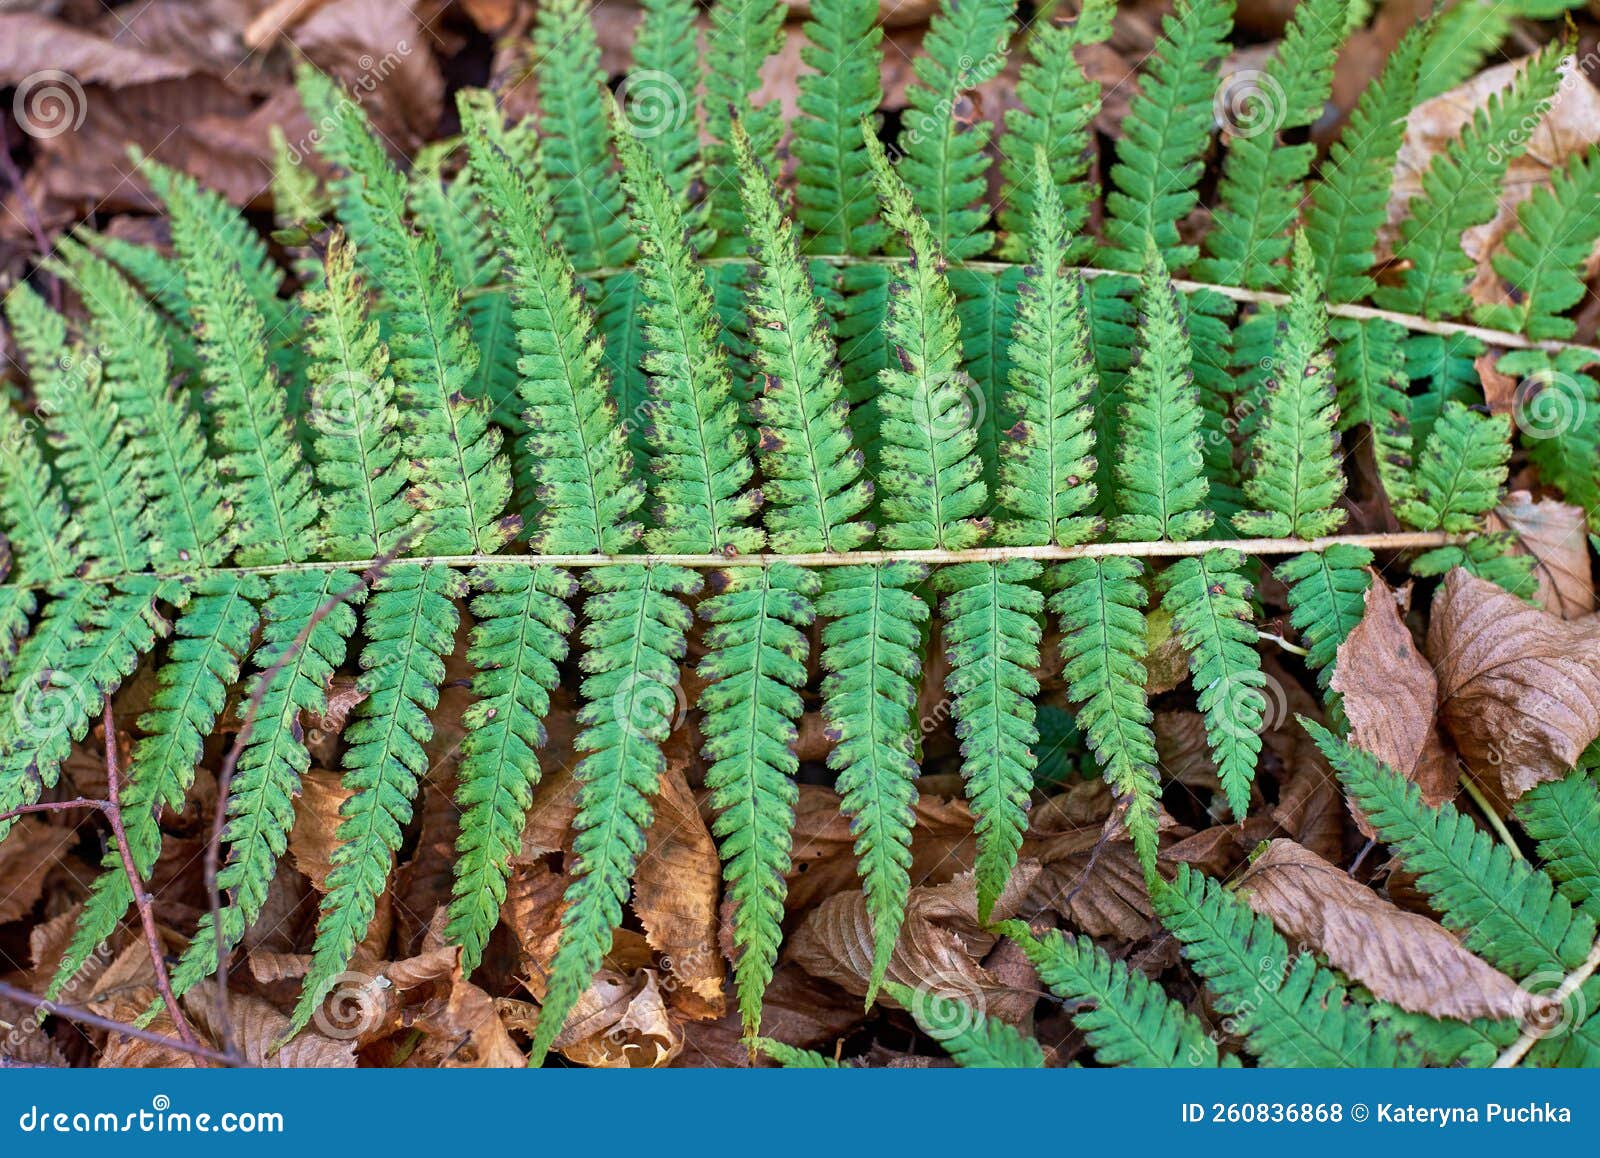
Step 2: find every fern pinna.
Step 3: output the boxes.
[0,0,1594,1070]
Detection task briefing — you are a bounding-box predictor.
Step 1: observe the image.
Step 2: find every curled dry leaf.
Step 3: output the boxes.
[0,817,76,924]
[787,866,1041,1027]
[382,942,525,1068]
[549,968,682,1068]
[1331,574,1457,830]
[184,981,356,1069]
[1489,492,1596,620]
[1428,568,1600,801]
[1237,840,1533,1023]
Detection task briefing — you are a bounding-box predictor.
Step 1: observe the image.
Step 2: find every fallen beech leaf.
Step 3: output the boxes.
[185,981,356,1068]
[0,818,76,923]
[787,867,1040,1027]
[289,768,352,892]
[633,758,724,1019]
[1238,840,1534,1022]
[1331,574,1457,824]
[1489,492,1595,619]
[383,941,525,1068]
[1428,569,1600,800]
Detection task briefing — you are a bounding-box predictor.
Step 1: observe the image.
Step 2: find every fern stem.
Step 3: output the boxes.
[1493,934,1600,1068]
[478,258,1600,360]
[1459,773,1525,862]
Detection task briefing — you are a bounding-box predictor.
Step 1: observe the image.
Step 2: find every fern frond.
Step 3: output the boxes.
[532,0,634,270]
[462,94,647,555]
[1309,721,1596,976]
[531,563,701,1064]
[1160,549,1263,820]
[5,286,149,577]
[1102,0,1233,271]
[1476,146,1600,340]
[1111,243,1211,542]
[0,363,82,584]
[302,234,418,560]
[865,129,989,551]
[1234,235,1346,540]
[165,570,364,1002]
[1002,922,1227,1067]
[892,0,1014,260]
[1375,42,1564,320]
[885,981,1045,1068]
[736,127,874,553]
[289,565,464,1038]
[56,574,263,992]
[750,1038,841,1067]
[612,106,763,556]
[0,579,172,839]
[704,0,786,254]
[995,159,1099,549]
[53,241,230,573]
[1305,24,1425,302]
[1331,316,1415,508]
[1052,557,1160,866]
[626,0,702,207]
[793,0,885,255]
[162,156,321,566]
[448,565,576,973]
[818,562,929,1000]
[698,562,818,1033]
[297,65,516,555]
[1154,863,1406,1066]
[1395,401,1511,533]
[1518,770,1600,922]
[1274,544,1372,686]
[997,0,1114,260]
[1195,0,1346,289]
[939,559,1042,919]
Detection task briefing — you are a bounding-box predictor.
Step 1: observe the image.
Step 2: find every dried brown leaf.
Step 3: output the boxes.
[1238,840,1533,1022]
[1489,492,1596,620]
[633,757,723,1019]
[0,817,76,924]
[1428,568,1600,800]
[1331,574,1457,825]
[289,768,351,893]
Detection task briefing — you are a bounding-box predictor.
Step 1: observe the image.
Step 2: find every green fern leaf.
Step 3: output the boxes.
[1002,922,1228,1067]
[1395,401,1511,533]
[1518,770,1600,922]
[818,562,929,999]
[793,0,885,255]
[1052,557,1160,867]
[625,0,701,207]
[1160,549,1263,820]
[886,981,1045,1068]
[704,0,786,254]
[1275,544,1372,686]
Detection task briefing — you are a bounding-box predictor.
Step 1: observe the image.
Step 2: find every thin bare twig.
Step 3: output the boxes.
[466,255,1600,362]
[101,704,199,1050]
[0,708,201,1053]
[202,550,397,1060]
[0,979,240,1068]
